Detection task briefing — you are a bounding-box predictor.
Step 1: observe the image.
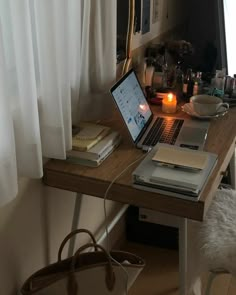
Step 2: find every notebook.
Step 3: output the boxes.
[68,131,121,161]
[67,133,121,167]
[151,145,208,171]
[110,69,209,151]
[72,122,111,152]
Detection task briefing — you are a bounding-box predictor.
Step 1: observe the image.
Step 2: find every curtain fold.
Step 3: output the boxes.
[33,0,72,158]
[9,0,43,177]
[69,0,83,124]
[0,0,116,206]
[0,25,18,204]
[223,0,236,76]
[78,0,117,122]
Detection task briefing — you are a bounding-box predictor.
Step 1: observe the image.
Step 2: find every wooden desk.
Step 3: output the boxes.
[43,105,236,295]
[43,105,236,221]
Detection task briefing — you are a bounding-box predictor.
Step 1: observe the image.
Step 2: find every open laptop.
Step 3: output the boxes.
[110,69,209,152]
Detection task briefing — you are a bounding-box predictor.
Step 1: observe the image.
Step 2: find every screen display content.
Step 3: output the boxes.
[111,71,152,141]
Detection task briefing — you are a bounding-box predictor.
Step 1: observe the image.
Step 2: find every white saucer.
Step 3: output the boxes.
[182,103,228,120]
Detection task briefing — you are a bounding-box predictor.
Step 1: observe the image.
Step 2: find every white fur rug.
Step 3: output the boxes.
[188,188,236,294]
[198,188,236,274]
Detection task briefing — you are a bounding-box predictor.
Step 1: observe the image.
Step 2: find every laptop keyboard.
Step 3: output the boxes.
[143,117,184,147]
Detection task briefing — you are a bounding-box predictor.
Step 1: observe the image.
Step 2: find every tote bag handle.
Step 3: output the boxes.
[67,243,116,294]
[58,229,98,261]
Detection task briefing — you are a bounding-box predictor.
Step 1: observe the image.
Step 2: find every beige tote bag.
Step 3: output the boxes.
[21,229,145,295]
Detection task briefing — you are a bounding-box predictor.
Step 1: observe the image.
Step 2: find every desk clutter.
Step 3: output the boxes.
[67,122,121,167]
[132,143,218,201]
[144,41,236,116]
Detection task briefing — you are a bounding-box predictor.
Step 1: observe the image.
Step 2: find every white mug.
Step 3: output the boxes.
[190,95,229,116]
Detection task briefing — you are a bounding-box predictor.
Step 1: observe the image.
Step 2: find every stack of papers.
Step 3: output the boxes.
[72,122,111,152]
[68,122,121,167]
[132,143,218,201]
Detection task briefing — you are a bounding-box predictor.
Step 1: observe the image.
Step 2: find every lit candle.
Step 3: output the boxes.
[162,93,177,113]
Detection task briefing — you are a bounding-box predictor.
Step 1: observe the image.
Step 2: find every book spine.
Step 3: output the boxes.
[67,157,99,167]
[67,151,99,161]
[68,133,121,161]
[67,137,121,167]
[92,134,121,159]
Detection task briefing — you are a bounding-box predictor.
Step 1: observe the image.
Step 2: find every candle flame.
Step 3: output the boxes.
[139,104,146,110]
[167,93,174,102]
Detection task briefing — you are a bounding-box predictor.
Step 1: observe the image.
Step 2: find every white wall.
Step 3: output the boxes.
[0,177,121,294]
[0,178,46,294]
[132,0,189,50]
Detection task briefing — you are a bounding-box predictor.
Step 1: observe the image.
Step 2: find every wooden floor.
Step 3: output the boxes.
[121,242,236,295]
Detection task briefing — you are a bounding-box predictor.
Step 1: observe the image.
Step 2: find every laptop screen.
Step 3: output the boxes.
[110,69,152,142]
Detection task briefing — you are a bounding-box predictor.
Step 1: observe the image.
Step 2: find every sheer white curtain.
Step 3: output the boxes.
[75,1,117,122]
[223,0,236,76]
[0,0,116,206]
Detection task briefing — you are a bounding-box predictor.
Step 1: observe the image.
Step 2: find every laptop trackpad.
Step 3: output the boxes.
[177,127,207,150]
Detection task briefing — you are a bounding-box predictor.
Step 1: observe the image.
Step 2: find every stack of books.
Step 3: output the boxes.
[67,122,121,167]
[132,143,218,201]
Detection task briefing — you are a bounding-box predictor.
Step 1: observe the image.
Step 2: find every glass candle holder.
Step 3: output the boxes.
[162,93,177,113]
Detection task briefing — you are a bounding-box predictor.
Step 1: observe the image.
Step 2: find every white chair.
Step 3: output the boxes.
[196,188,236,295]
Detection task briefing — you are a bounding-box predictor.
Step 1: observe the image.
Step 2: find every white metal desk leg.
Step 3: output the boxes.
[179,218,188,295]
[67,193,83,257]
[229,151,236,189]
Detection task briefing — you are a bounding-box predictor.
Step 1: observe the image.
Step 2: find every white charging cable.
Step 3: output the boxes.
[103,148,152,294]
